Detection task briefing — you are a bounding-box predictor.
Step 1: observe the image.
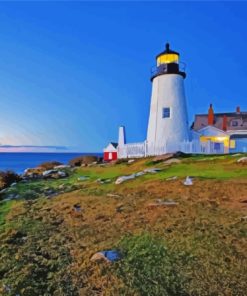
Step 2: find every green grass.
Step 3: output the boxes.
[115,233,188,296]
[0,200,13,228]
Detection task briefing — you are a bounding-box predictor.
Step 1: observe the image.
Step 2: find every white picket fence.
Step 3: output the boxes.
[118,140,225,158]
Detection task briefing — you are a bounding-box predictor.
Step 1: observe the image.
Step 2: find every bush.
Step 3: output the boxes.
[38,161,63,170]
[0,171,21,190]
[69,155,100,167]
[115,234,188,296]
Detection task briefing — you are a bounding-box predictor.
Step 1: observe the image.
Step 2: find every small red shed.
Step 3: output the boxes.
[103,142,118,161]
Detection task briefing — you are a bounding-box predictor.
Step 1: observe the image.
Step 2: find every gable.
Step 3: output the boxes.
[197,126,228,137]
[103,143,118,152]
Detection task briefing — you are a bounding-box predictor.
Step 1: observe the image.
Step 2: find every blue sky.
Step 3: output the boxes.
[0,1,246,152]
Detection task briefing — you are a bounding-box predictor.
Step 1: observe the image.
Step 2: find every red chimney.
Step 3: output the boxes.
[208,104,214,125]
[222,115,227,131]
[236,106,240,113]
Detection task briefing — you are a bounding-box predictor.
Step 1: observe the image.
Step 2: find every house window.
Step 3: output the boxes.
[230,140,236,149]
[162,107,170,118]
[232,120,238,127]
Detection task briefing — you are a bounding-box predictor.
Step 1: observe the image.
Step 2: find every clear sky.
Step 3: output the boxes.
[0,1,246,152]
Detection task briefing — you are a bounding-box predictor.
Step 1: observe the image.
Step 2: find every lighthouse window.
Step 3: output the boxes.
[162,107,170,118]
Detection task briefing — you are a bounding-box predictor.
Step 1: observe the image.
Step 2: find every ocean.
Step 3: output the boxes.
[0,152,102,174]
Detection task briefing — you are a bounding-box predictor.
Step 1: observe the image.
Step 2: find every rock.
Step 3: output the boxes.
[4,193,20,200]
[231,153,241,157]
[166,176,178,181]
[58,184,66,190]
[128,159,135,164]
[0,188,7,194]
[54,164,71,169]
[164,158,181,165]
[10,182,17,187]
[135,171,146,177]
[107,193,121,198]
[115,174,136,184]
[240,216,247,221]
[96,178,111,184]
[147,199,178,209]
[77,176,89,181]
[116,203,124,213]
[42,170,68,179]
[90,250,121,262]
[237,157,247,164]
[73,204,82,212]
[23,168,44,179]
[57,171,67,178]
[184,176,193,186]
[144,168,162,174]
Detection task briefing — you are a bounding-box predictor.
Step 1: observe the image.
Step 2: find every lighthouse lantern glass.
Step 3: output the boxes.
[157,53,179,66]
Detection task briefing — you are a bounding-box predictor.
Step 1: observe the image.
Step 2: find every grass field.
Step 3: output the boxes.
[0,154,246,295]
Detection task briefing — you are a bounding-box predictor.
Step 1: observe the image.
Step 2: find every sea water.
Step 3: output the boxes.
[0,152,102,174]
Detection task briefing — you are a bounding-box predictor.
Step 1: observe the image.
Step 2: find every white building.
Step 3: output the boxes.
[146,43,189,155]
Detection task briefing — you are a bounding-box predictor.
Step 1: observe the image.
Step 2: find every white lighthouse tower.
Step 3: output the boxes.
[146,43,189,155]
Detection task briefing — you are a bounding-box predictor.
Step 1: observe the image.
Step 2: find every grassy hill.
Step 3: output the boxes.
[0,154,247,295]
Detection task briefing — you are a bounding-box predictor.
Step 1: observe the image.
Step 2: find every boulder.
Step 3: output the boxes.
[54,164,71,169]
[184,176,193,186]
[237,157,247,164]
[144,168,162,174]
[115,174,136,184]
[90,250,121,262]
[43,170,68,179]
[77,176,89,181]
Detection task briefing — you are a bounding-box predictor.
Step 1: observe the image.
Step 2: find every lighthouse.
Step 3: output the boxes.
[146,43,189,154]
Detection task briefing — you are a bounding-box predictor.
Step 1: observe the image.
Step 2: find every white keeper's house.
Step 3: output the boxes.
[103,43,247,160]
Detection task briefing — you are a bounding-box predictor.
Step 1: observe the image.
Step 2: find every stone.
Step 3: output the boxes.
[115,174,136,184]
[135,171,146,177]
[54,164,71,169]
[166,176,178,181]
[147,199,178,209]
[43,170,57,177]
[57,171,67,178]
[237,157,247,164]
[184,176,193,186]
[144,168,162,174]
[128,159,135,164]
[107,193,121,198]
[77,176,89,181]
[90,250,121,262]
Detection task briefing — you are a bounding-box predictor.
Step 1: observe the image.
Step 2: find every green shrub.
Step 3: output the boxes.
[38,161,63,170]
[69,155,100,166]
[116,233,188,296]
[0,171,21,190]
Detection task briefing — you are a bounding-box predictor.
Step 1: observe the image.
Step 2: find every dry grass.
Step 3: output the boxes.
[0,154,247,295]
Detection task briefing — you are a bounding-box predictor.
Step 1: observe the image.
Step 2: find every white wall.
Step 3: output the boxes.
[146,74,189,154]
